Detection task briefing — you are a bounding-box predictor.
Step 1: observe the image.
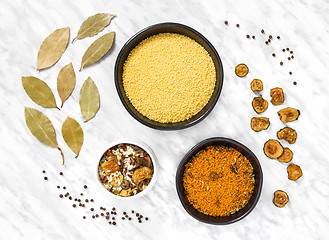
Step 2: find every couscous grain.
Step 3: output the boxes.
[122,33,216,123]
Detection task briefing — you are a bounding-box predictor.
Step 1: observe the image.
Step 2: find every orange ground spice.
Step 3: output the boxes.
[183,145,255,216]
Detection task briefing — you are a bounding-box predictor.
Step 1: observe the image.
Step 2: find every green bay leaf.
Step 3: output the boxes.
[22,76,59,109]
[80,32,115,71]
[37,27,70,70]
[79,77,100,122]
[72,13,116,43]
[57,63,76,108]
[61,117,84,158]
[24,107,64,164]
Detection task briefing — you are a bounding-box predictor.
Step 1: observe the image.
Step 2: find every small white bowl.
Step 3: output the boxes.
[96,139,158,200]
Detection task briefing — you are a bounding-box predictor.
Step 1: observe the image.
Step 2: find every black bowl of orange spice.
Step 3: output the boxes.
[176,137,263,225]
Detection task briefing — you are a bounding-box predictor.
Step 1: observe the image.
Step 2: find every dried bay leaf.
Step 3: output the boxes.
[57,63,76,108]
[72,13,116,43]
[37,27,70,70]
[79,77,100,122]
[61,117,84,158]
[80,32,115,71]
[22,76,59,109]
[24,107,64,164]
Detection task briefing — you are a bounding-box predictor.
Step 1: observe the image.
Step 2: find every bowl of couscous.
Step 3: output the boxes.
[176,137,263,224]
[114,22,224,130]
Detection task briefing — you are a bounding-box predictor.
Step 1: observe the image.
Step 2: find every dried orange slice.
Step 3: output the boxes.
[235,64,249,77]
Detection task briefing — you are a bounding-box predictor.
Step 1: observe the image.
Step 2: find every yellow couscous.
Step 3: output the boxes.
[122,33,216,123]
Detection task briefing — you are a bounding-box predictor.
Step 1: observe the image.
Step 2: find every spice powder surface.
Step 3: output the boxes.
[183,146,255,216]
[122,33,216,123]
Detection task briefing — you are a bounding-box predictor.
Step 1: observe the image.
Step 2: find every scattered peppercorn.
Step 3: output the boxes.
[291,56,294,59]
[108,221,112,225]
[74,198,77,201]
[57,186,60,189]
[85,199,89,203]
[59,172,63,176]
[83,216,86,219]
[131,210,134,214]
[277,36,280,39]
[80,193,83,196]
[90,199,94,202]
[113,222,116,225]
[280,62,283,66]
[63,187,66,190]
[122,217,125,220]
[236,24,239,27]
[288,57,291,60]
[224,21,228,25]
[286,48,289,51]
[106,216,109,220]
[136,213,140,217]
[42,170,46,174]
[246,34,250,38]
[145,217,149,221]
[44,177,48,180]
[114,212,117,215]
[282,49,285,52]
[69,196,72,200]
[73,204,76,208]
[268,39,271,43]
[78,199,81,202]
[272,53,276,57]
[91,208,94,211]
[96,214,99,218]
[293,82,297,85]
[123,212,126,215]
[112,217,115,220]
[290,51,293,54]
[265,41,268,44]
[84,185,87,189]
[128,217,132,221]
[101,213,104,216]
[138,220,142,223]
[252,36,255,39]
[59,194,63,198]
[289,72,292,75]
[92,215,95,219]
[261,29,264,33]
[269,35,272,39]
[106,212,109,215]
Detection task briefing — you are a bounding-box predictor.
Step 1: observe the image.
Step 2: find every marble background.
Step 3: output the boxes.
[1,0,328,239]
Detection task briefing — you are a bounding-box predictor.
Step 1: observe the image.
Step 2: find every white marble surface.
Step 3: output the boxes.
[1,0,329,239]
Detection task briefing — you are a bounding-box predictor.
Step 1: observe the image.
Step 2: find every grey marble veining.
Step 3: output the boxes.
[1,0,329,239]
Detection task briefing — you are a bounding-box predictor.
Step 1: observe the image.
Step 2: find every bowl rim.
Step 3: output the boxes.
[96,139,158,200]
[176,137,263,225]
[114,22,224,130]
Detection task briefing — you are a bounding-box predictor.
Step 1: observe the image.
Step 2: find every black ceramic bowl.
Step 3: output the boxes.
[176,137,263,225]
[114,22,224,130]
